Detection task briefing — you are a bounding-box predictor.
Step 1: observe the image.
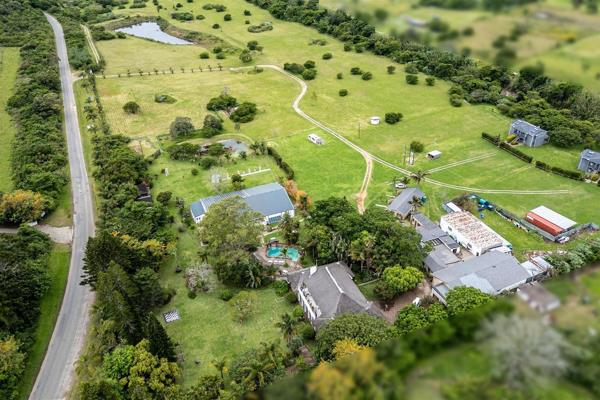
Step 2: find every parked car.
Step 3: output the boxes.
[395,182,407,189]
[557,236,570,244]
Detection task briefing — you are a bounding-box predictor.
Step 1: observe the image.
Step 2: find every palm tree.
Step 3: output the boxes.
[410,170,430,185]
[275,313,295,342]
[408,195,424,215]
[212,358,227,381]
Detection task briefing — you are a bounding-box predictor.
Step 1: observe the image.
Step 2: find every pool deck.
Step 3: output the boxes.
[254,246,303,272]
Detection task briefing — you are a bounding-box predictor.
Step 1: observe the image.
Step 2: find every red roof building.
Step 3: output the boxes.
[526,206,576,236]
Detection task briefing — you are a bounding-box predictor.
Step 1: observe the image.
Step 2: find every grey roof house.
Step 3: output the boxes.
[387,188,426,219]
[432,251,531,303]
[286,262,380,330]
[412,213,462,272]
[190,182,295,224]
[509,119,549,147]
[577,149,600,173]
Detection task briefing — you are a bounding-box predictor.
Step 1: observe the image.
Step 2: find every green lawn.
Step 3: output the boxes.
[17,244,71,400]
[157,226,293,385]
[405,344,595,400]
[0,47,20,192]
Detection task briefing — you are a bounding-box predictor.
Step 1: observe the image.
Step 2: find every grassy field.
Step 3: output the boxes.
[157,225,293,384]
[405,344,594,400]
[95,0,600,249]
[0,47,20,192]
[17,244,70,400]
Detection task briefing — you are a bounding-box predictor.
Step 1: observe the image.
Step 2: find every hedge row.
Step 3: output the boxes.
[481,133,533,163]
[4,4,68,208]
[267,146,295,180]
[535,161,584,181]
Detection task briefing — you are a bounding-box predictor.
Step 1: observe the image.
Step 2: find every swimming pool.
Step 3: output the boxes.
[267,246,300,262]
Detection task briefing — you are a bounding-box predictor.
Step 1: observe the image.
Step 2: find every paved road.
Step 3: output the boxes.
[30,14,96,400]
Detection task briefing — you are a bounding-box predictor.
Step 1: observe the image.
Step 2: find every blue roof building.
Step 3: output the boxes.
[577,149,600,173]
[190,182,295,224]
[387,187,426,219]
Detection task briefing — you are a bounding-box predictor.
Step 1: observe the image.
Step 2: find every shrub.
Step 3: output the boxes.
[224,14,232,21]
[245,20,250,24]
[219,289,234,301]
[285,291,298,304]
[304,60,316,69]
[405,74,418,85]
[404,63,418,74]
[336,72,343,79]
[292,305,305,320]
[196,14,206,20]
[300,322,315,341]
[247,40,260,50]
[350,67,363,75]
[123,101,140,114]
[273,280,289,296]
[216,53,226,60]
[343,43,352,51]
[322,52,332,60]
[385,112,403,124]
[248,22,273,33]
[154,94,176,104]
[244,9,252,16]
[426,77,436,86]
[171,12,194,21]
[239,49,252,63]
[199,156,218,170]
[283,63,305,75]
[339,89,348,97]
[302,68,317,80]
[450,94,463,107]
[361,71,373,80]
[410,141,424,153]
[387,65,396,74]
[169,116,195,138]
[200,52,210,59]
[230,102,257,123]
[191,168,199,176]
[212,24,220,29]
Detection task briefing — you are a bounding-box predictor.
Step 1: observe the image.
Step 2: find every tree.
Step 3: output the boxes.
[275,313,296,342]
[339,89,348,97]
[387,65,396,74]
[332,338,365,360]
[394,303,447,335]
[384,112,403,124]
[229,342,284,392]
[316,313,392,360]
[198,196,263,258]
[0,337,25,400]
[0,190,47,224]
[230,291,257,323]
[361,71,373,80]
[186,375,223,399]
[231,173,244,190]
[379,266,424,296]
[446,286,493,316]
[230,102,257,123]
[156,191,172,206]
[322,52,332,60]
[143,313,177,361]
[410,170,429,184]
[410,141,424,153]
[426,77,436,86]
[169,116,195,138]
[201,114,223,137]
[280,213,300,244]
[405,74,418,85]
[239,49,252,63]
[349,230,375,272]
[122,101,140,114]
[550,126,582,148]
[302,68,317,80]
[207,93,238,115]
[480,314,570,387]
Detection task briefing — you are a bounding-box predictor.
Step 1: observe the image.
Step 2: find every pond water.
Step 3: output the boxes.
[220,139,249,154]
[115,22,193,45]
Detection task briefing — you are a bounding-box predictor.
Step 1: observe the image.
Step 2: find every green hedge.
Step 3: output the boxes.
[266,146,294,180]
[481,132,532,163]
[535,161,583,181]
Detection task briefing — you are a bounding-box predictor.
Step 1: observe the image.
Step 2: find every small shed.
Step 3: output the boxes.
[427,150,442,160]
[370,116,380,125]
[517,282,560,313]
[308,133,324,145]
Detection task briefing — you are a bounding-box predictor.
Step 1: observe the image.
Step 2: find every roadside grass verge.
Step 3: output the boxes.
[0,47,20,192]
[17,244,71,400]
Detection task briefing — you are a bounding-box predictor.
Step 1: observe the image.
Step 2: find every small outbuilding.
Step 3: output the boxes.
[577,149,600,173]
[517,282,560,313]
[308,133,324,145]
[525,206,576,237]
[427,150,442,160]
[370,116,381,125]
[508,119,549,147]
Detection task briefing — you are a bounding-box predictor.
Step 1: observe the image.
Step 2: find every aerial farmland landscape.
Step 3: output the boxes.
[2,0,600,399]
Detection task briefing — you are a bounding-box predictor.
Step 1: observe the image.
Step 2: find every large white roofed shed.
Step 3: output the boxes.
[530,206,576,230]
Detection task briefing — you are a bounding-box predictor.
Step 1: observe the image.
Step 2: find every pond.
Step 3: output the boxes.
[115,22,193,45]
[220,139,249,155]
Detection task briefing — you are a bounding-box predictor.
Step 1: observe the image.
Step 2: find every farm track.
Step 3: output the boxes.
[82,24,101,64]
